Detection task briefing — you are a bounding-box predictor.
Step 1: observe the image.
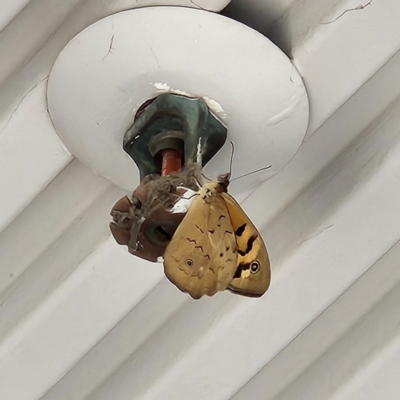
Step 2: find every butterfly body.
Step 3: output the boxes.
[163,174,271,299]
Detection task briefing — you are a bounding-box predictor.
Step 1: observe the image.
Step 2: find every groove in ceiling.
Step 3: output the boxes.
[0,1,400,400]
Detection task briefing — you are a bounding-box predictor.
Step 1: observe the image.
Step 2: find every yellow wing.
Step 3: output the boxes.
[163,181,238,299]
[222,192,271,297]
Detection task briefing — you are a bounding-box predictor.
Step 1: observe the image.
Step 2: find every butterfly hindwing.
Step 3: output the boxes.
[221,192,271,297]
[163,181,238,299]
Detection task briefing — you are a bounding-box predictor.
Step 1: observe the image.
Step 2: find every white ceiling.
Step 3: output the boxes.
[1,1,400,400]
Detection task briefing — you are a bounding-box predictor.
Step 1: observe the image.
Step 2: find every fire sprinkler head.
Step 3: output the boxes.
[47,7,309,196]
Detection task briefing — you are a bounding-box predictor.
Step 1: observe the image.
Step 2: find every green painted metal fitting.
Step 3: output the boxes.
[123,93,227,180]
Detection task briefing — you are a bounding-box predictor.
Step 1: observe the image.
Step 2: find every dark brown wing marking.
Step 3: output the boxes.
[245,234,258,253]
[235,223,247,237]
[195,224,204,234]
[237,234,258,256]
[233,262,251,278]
[185,238,211,260]
[217,215,227,227]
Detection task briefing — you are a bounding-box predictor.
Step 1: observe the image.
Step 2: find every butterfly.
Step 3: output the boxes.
[163,173,270,299]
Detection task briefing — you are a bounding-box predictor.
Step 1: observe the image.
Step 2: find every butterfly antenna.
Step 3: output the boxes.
[182,192,200,201]
[201,172,211,181]
[231,165,272,182]
[193,174,203,189]
[229,141,235,177]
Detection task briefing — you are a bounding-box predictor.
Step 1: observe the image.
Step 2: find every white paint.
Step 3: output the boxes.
[2,2,400,400]
[170,188,197,214]
[0,81,72,234]
[0,0,230,133]
[95,99,400,400]
[154,82,172,91]
[47,7,309,193]
[154,82,194,97]
[269,0,400,136]
[202,96,225,117]
[224,0,297,33]
[0,236,164,400]
[0,0,31,31]
[234,239,400,400]
[154,83,227,120]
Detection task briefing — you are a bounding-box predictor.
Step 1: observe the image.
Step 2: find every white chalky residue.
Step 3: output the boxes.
[154,82,170,91]
[197,137,202,165]
[203,96,226,119]
[170,188,197,214]
[154,83,192,97]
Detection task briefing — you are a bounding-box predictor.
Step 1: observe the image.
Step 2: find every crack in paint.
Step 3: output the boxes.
[150,47,160,69]
[321,0,373,24]
[102,35,114,60]
[0,77,48,133]
[300,224,334,246]
[102,22,115,60]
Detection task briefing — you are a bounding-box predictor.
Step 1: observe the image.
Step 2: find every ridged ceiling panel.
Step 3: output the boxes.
[1,1,400,400]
